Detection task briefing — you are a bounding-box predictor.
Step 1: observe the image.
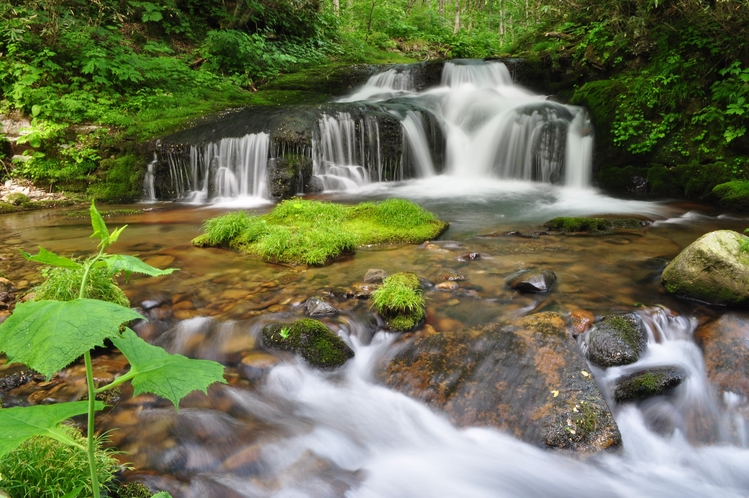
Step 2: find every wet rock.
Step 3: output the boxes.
[352,283,378,299]
[569,310,595,336]
[458,252,481,261]
[436,281,458,291]
[382,312,621,452]
[695,314,749,397]
[440,273,465,281]
[238,352,280,381]
[261,319,354,369]
[614,368,683,402]
[304,297,339,316]
[0,365,45,392]
[269,154,313,201]
[363,269,388,283]
[506,269,557,293]
[586,314,647,367]
[545,217,647,233]
[418,277,435,291]
[661,230,749,307]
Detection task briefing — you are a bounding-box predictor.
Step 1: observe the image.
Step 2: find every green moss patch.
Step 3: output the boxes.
[614,368,683,402]
[261,319,354,369]
[193,198,449,265]
[712,180,749,212]
[544,217,645,233]
[371,272,426,332]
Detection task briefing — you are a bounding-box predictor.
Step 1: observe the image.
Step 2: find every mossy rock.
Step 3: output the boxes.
[261,319,354,369]
[370,272,425,332]
[711,180,749,212]
[595,165,649,192]
[269,154,313,200]
[87,153,145,203]
[662,230,749,307]
[5,192,30,206]
[545,217,645,233]
[587,314,647,367]
[115,482,154,498]
[646,162,735,200]
[613,368,683,402]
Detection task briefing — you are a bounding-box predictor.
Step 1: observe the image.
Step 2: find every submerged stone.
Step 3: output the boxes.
[363,269,388,283]
[304,297,338,316]
[261,319,354,369]
[614,368,683,402]
[382,312,621,452]
[661,230,749,307]
[545,217,646,233]
[586,314,647,367]
[506,269,557,293]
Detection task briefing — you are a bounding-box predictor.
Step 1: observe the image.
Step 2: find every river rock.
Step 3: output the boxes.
[695,314,749,397]
[506,269,557,293]
[569,309,595,336]
[661,230,749,307]
[586,314,647,367]
[261,319,354,369]
[382,312,621,452]
[304,297,338,316]
[363,269,388,283]
[613,368,683,402]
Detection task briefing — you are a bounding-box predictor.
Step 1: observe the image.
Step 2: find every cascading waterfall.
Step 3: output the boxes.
[166,133,271,204]
[337,67,414,103]
[142,153,157,202]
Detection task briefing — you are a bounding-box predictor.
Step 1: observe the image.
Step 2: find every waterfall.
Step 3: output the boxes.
[441,60,514,88]
[142,153,157,202]
[165,133,271,204]
[338,68,414,103]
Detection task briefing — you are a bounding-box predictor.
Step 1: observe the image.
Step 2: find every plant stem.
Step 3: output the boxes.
[79,253,105,498]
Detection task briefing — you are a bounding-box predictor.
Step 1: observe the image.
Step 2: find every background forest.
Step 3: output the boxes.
[0,0,748,203]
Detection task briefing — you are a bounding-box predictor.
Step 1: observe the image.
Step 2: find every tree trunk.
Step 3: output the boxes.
[333,0,340,15]
[454,0,460,34]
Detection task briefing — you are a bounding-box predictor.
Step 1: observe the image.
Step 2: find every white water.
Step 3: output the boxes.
[337,68,414,103]
[142,153,157,202]
[159,308,749,497]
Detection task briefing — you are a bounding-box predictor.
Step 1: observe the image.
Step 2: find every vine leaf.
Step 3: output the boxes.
[112,329,226,409]
[0,299,142,379]
[102,254,177,280]
[0,402,103,457]
[21,247,82,270]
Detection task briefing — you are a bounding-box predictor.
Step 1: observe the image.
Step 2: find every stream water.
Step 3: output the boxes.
[2,60,749,497]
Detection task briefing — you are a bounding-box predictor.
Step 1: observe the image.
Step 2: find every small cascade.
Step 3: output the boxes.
[142,153,157,202]
[565,111,594,188]
[401,111,436,178]
[441,60,514,88]
[312,112,391,190]
[338,68,414,102]
[166,133,271,203]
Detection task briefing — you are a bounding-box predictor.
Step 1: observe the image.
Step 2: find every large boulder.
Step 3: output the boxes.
[382,312,621,452]
[661,230,749,307]
[695,314,749,397]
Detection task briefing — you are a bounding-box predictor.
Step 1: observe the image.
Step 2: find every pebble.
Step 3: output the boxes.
[172,300,196,311]
[436,281,458,291]
[222,289,250,300]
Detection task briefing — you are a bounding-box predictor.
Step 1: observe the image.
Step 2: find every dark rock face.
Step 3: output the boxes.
[261,319,354,369]
[586,314,648,367]
[304,297,338,317]
[506,269,557,293]
[695,314,749,397]
[269,154,313,200]
[382,312,621,452]
[614,368,683,402]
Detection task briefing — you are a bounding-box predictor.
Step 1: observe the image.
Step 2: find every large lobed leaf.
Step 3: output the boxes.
[112,329,226,409]
[0,402,103,457]
[0,299,143,379]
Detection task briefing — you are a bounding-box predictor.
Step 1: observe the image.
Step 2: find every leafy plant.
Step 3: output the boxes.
[0,201,227,498]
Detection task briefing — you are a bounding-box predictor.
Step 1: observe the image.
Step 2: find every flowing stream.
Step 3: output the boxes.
[1,59,749,497]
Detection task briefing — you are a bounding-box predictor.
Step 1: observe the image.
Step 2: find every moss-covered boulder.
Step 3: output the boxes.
[545,217,646,233]
[382,312,622,452]
[711,180,749,212]
[261,319,354,369]
[661,230,749,307]
[4,192,29,205]
[370,272,425,332]
[586,314,647,367]
[613,368,683,402]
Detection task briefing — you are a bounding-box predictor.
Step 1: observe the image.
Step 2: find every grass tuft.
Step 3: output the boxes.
[371,272,426,332]
[0,424,120,498]
[34,265,130,307]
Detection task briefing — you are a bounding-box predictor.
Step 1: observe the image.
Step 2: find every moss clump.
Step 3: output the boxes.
[5,192,30,206]
[614,368,683,402]
[0,424,120,498]
[261,319,354,369]
[545,217,645,233]
[711,180,749,212]
[601,315,642,351]
[193,198,449,265]
[87,154,144,203]
[34,265,130,307]
[370,272,425,332]
[115,482,155,498]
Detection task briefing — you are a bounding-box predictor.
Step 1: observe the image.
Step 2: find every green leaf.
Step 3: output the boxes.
[0,299,142,379]
[151,493,173,498]
[61,486,84,498]
[21,247,83,270]
[108,225,127,246]
[89,201,110,247]
[31,104,41,117]
[103,254,177,281]
[112,329,226,409]
[0,402,103,457]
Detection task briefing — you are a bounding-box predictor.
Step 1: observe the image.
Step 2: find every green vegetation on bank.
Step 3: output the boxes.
[193,198,448,265]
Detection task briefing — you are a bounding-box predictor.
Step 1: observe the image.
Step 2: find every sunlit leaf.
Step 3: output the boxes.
[103,254,177,281]
[112,329,226,409]
[21,246,82,270]
[0,402,103,457]
[0,299,142,378]
[89,200,110,247]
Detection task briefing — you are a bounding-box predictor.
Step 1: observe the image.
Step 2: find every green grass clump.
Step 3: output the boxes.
[371,272,425,332]
[34,265,130,307]
[545,217,610,233]
[0,424,120,498]
[193,198,448,265]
